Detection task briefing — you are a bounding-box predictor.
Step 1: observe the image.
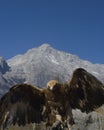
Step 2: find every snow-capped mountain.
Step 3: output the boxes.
[0,44,104,97]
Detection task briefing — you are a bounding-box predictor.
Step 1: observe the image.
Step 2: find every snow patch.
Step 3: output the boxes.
[92,71,99,75]
[47,55,59,65]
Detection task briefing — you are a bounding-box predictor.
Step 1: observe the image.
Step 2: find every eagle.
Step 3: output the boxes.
[0,68,104,130]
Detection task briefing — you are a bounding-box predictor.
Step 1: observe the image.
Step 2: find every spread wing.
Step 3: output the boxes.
[0,84,45,129]
[68,68,104,113]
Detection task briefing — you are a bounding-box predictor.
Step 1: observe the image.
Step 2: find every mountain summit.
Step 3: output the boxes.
[0,44,104,97]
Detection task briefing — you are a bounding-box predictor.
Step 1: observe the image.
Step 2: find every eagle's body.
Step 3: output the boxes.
[0,68,104,130]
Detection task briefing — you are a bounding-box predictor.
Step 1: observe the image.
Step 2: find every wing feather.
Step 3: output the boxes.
[68,68,104,112]
[0,84,45,129]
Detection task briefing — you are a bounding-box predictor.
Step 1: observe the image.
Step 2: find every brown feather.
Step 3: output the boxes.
[68,68,104,112]
[0,84,45,129]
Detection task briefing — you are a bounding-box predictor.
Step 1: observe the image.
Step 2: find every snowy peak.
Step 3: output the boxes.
[7,44,104,82]
[7,44,55,65]
[38,43,52,50]
[26,43,53,54]
[7,44,102,70]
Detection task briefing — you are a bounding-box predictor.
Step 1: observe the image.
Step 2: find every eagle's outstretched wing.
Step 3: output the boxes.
[68,68,104,112]
[0,84,45,129]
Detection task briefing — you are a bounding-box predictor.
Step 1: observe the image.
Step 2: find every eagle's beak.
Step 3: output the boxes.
[49,86,53,90]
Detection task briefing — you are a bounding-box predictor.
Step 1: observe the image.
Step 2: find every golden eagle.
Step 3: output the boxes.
[0,68,104,130]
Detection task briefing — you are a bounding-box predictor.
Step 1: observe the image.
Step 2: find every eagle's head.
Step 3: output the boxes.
[46,80,61,92]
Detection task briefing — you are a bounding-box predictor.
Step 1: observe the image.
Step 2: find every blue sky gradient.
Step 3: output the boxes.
[0,0,104,63]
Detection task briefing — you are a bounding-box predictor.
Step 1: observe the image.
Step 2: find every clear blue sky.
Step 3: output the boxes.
[0,0,104,64]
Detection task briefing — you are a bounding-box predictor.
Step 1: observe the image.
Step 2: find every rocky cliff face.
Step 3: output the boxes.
[72,108,104,130]
[0,57,10,74]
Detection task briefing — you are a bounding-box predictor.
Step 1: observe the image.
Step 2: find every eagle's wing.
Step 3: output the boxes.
[0,84,45,129]
[68,68,104,113]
